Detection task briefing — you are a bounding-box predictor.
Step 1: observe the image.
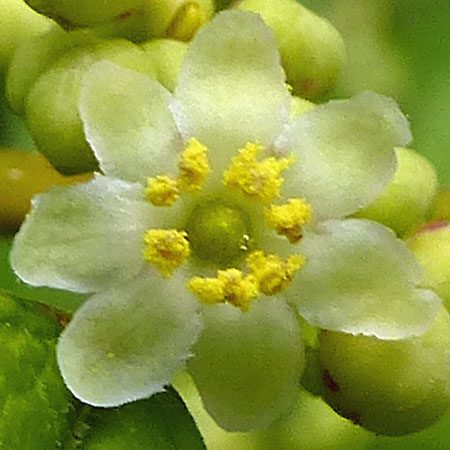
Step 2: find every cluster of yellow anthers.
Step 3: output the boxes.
[142,139,312,312]
[145,137,210,206]
[225,143,312,242]
[188,252,305,311]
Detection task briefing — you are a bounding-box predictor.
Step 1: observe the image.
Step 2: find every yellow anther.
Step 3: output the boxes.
[178,138,210,192]
[187,277,224,305]
[265,198,312,243]
[146,175,179,206]
[143,229,190,276]
[188,269,258,312]
[224,142,294,204]
[247,251,304,296]
[218,269,259,312]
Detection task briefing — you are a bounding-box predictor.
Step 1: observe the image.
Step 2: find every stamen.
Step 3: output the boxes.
[247,250,304,296]
[188,269,258,312]
[178,138,210,192]
[224,142,294,204]
[144,138,209,207]
[143,229,190,276]
[146,175,179,206]
[265,198,312,243]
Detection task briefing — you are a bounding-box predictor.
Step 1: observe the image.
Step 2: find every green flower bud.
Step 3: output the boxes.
[6,26,102,115]
[318,307,450,436]
[433,188,450,221]
[144,0,214,41]
[24,0,144,29]
[141,39,188,91]
[407,221,450,311]
[93,0,214,43]
[0,149,92,232]
[0,0,51,71]
[237,0,346,99]
[25,39,157,174]
[174,371,372,450]
[354,147,438,236]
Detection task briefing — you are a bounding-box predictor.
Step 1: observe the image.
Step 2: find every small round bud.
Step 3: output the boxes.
[318,308,450,436]
[237,0,346,99]
[6,26,102,115]
[144,0,214,40]
[167,2,207,41]
[433,188,450,221]
[141,39,188,91]
[24,0,143,29]
[354,147,438,236]
[0,0,51,71]
[25,39,157,174]
[407,221,450,311]
[0,149,92,232]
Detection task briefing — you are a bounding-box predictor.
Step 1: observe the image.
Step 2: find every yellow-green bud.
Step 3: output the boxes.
[141,39,188,91]
[319,308,450,436]
[144,0,214,41]
[0,0,51,71]
[354,148,438,236]
[25,40,157,174]
[0,149,92,232]
[237,0,346,99]
[6,26,102,115]
[433,188,450,221]
[407,221,450,311]
[24,0,144,29]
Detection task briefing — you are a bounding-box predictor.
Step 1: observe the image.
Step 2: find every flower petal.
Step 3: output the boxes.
[11,175,149,293]
[80,61,182,184]
[175,11,291,172]
[187,298,304,431]
[278,92,412,221]
[57,273,202,407]
[287,219,441,339]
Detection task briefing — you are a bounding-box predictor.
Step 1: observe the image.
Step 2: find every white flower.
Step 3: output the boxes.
[11,11,441,432]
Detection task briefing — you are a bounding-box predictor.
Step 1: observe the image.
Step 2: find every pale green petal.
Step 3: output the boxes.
[11,175,150,293]
[80,61,181,185]
[287,219,441,339]
[188,298,304,431]
[175,11,290,173]
[278,92,412,221]
[57,274,202,407]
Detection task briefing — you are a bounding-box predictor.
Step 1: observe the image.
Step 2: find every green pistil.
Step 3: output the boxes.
[186,201,251,267]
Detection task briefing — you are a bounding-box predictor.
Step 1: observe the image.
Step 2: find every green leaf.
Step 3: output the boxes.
[0,234,86,313]
[0,292,205,449]
[0,292,76,450]
[80,388,206,450]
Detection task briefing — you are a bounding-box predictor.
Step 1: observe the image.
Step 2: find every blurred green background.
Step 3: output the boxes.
[2,0,450,448]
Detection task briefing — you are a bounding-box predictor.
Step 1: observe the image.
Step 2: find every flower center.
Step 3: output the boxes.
[186,200,251,267]
[141,138,312,311]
